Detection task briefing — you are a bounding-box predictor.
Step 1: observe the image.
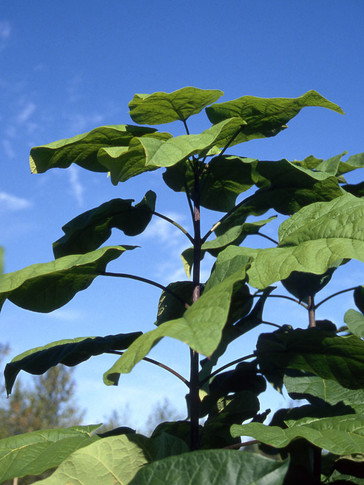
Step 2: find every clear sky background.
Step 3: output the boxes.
[1,0,364,430]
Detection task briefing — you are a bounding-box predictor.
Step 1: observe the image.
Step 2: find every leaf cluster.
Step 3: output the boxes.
[0,86,363,483]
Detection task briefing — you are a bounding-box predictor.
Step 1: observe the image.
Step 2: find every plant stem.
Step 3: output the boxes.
[315,286,357,309]
[256,232,279,245]
[199,354,255,386]
[189,161,202,451]
[99,272,189,308]
[254,293,308,309]
[153,211,194,244]
[308,295,316,328]
[107,351,190,388]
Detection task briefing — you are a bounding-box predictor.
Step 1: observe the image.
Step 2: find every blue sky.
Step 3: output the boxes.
[1,0,364,429]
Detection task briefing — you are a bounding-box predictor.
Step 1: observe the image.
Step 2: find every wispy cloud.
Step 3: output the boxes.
[16,101,36,124]
[44,308,84,322]
[0,192,32,211]
[0,21,11,51]
[68,165,84,207]
[68,113,104,133]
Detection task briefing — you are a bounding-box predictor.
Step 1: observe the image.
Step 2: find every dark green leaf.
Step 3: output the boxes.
[129,449,289,485]
[281,262,341,302]
[164,155,258,212]
[201,391,259,448]
[30,124,156,174]
[354,287,364,314]
[129,87,223,125]
[0,425,100,484]
[5,332,142,395]
[206,90,344,145]
[0,245,133,312]
[53,191,156,258]
[256,327,364,391]
[155,281,193,326]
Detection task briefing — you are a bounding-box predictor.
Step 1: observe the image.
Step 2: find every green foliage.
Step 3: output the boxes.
[0,86,363,483]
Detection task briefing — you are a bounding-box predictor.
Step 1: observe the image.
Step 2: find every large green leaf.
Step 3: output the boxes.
[345,308,364,338]
[5,332,142,395]
[53,191,156,258]
[35,434,149,485]
[97,132,172,184]
[104,269,248,384]
[284,371,364,409]
[256,328,364,391]
[129,87,223,125]
[30,125,156,174]
[231,193,364,288]
[206,90,344,145]
[129,449,288,485]
[98,119,245,185]
[231,414,364,455]
[0,425,99,484]
[0,245,132,312]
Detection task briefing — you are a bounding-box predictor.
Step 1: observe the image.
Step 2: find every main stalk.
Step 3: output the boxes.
[189,160,202,451]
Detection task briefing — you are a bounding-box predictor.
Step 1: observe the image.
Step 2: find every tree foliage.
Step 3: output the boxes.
[0,86,364,483]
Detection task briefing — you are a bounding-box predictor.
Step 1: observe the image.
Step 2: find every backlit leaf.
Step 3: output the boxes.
[232,193,364,288]
[129,87,223,125]
[0,425,99,484]
[30,124,156,174]
[35,434,148,485]
[231,415,364,455]
[206,90,344,145]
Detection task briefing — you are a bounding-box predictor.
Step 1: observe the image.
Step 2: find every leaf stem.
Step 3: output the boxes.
[153,211,194,244]
[99,272,189,308]
[199,353,255,386]
[256,232,278,245]
[254,293,308,309]
[182,119,190,135]
[219,125,245,158]
[315,286,357,309]
[261,320,282,329]
[107,350,190,388]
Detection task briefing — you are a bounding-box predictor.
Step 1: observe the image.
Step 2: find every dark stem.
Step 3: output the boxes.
[218,125,245,158]
[308,295,316,328]
[107,350,190,388]
[256,232,279,245]
[254,293,308,309]
[199,354,255,386]
[189,160,202,451]
[182,119,190,135]
[99,272,189,308]
[315,286,357,309]
[261,320,282,329]
[153,211,194,244]
[224,439,259,449]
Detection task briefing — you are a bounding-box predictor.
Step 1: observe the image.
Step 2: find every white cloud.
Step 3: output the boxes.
[44,308,84,322]
[0,192,32,211]
[16,102,36,124]
[0,21,11,51]
[143,212,188,245]
[68,164,84,207]
[2,139,15,159]
[68,113,104,133]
